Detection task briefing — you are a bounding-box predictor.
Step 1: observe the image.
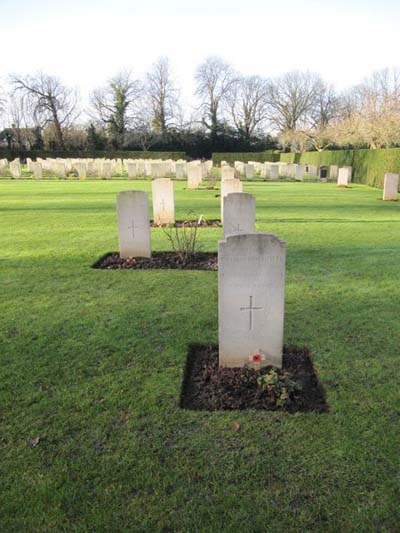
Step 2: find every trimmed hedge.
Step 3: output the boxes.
[212,151,280,165]
[0,149,186,162]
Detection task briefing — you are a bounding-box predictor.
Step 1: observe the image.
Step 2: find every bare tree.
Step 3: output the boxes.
[227,75,269,141]
[145,57,180,135]
[195,56,237,139]
[90,71,142,147]
[10,72,79,149]
[266,71,322,133]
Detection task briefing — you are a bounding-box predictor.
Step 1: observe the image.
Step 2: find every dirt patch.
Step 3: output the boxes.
[92,252,218,271]
[150,219,221,227]
[180,344,328,412]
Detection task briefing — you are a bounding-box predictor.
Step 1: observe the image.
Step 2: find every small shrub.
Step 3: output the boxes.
[163,213,202,264]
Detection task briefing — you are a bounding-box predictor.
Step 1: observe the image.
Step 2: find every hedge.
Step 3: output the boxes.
[289,148,400,188]
[212,151,280,165]
[0,150,186,162]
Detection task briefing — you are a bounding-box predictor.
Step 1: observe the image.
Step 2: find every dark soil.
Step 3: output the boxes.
[92,252,218,270]
[180,344,328,412]
[151,219,221,227]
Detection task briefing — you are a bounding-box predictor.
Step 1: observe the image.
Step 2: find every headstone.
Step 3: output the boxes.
[383,173,399,201]
[176,162,186,179]
[295,165,305,181]
[127,162,137,179]
[102,161,112,179]
[223,193,256,238]
[270,165,279,180]
[76,162,87,179]
[337,167,352,187]
[116,191,151,258]
[221,166,235,181]
[32,162,43,179]
[55,161,66,178]
[221,178,243,222]
[152,178,175,224]
[10,160,22,178]
[218,233,286,368]
[245,164,255,179]
[187,165,202,189]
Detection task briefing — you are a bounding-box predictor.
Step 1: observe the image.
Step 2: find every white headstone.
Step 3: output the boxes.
[187,165,202,189]
[127,162,137,179]
[32,162,43,179]
[245,164,255,179]
[223,193,256,239]
[76,162,87,179]
[10,160,22,178]
[337,167,352,187]
[220,178,243,222]
[102,162,112,179]
[383,173,399,201]
[116,191,151,258]
[219,233,286,368]
[152,178,175,224]
[295,165,305,181]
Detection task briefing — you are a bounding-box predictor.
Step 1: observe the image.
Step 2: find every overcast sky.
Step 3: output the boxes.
[2,0,400,113]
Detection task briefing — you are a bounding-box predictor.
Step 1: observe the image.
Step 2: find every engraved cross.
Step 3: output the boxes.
[240,295,263,330]
[128,220,135,239]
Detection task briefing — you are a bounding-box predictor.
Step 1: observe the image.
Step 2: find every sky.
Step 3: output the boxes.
[1,0,400,115]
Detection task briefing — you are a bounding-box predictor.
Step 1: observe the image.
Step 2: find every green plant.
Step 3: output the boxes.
[257,368,301,407]
[162,212,202,264]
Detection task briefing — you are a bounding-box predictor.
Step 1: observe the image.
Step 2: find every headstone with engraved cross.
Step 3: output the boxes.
[218,233,286,368]
[223,192,256,238]
[151,178,175,225]
[116,191,151,258]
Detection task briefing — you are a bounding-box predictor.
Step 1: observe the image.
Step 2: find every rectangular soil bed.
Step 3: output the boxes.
[92,252,218,270]
[180,344,328,412]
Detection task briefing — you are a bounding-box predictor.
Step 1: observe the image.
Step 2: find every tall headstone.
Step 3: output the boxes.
[219,233,286,368]
[223,193,256,239]
[116,191,151,258]
[337,167,352,187]
[152,178,175,224]
[221,178,243,222]
[32,162,43,179]
[383,173,399,201]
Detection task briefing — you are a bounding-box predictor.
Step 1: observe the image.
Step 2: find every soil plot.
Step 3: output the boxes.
[92,252,218,271]
[180,344,328,412]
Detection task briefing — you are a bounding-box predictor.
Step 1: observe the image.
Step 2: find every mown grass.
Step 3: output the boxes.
[1,179,400,532]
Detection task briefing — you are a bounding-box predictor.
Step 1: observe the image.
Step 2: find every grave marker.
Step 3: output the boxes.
[116,191,151,258]
[218,233,286,368]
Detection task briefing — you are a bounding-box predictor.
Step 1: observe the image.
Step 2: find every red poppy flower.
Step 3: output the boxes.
[252,353,262,362]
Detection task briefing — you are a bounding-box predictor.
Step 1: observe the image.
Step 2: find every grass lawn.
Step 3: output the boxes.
[1,179,400,532]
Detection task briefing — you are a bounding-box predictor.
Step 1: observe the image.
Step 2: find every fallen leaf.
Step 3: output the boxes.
[231,421,240,432]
